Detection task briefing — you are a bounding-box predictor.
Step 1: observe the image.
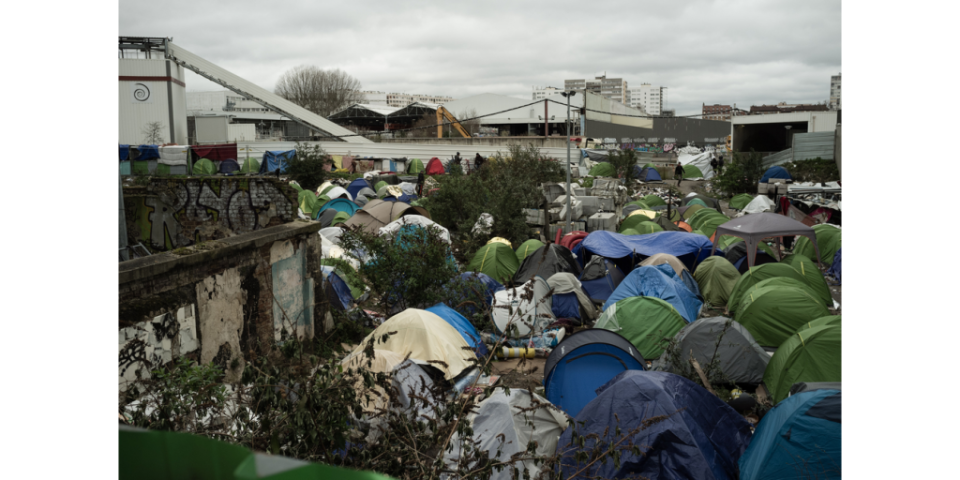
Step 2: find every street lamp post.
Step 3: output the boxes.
[561,91,577,232]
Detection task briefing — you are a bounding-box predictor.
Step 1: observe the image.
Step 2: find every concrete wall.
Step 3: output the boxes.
[123,177,299,251]
[379,136,571,149]
[118,221,327,392]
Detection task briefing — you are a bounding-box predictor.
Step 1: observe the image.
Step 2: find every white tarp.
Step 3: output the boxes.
[677,152,716,180]
[379,215,451,244]
[324,186,353,201]
[473,213,493,235]
[158,145,189,165]
[741,195,775,214]
[399,182,417,196]
[492,278,555,338]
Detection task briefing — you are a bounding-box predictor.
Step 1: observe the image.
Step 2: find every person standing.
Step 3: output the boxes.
[417,169,425,197]
[717,154,725,175]
[474,153,484,172]
[674,163,685,186]
[710,156,719,176]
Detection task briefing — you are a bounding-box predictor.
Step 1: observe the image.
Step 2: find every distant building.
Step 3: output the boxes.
[748,102,830,115]
[702,104,733,121]
[382,92,453,108]
[565,75,628,104]
[829,74,841,110]
[186,91,271,114]
[629,83,664,116]
[661,109,675,117]
[532,86,564,100]
[361,91,388,106]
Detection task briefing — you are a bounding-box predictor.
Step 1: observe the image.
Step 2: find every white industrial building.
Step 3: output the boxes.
[731,110,839,153]
[186,91,272,114]
[532,86,564,100]
[829,74,841,110]
[442,93,585,136]
[628,84,664,116]
[119,55,188,145]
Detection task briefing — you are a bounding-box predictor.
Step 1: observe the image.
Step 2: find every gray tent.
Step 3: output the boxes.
[546,272,598,322]
[653,316,770,385]
[317,209,340,228]
[711,212,822,269]
[354,187,377,207]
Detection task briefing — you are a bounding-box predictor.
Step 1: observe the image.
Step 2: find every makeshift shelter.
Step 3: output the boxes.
[324,186,353,201]
[741,195,775,214]
[351,309,476,380]
[343,199,430,234]
[588,162,616,177]
[764,324,841,404]
[425,157,445,175]
[727,263,817,314]
[447,272,504,314]
[654,317,769,385]
[634,166,662,182]
[467,242,519,285]
[729,193,755,210]
[557,371,753,480]
[680,164,704,179]
[827,248,842,283]
[426,303,488,357]
[693,256,741,306]
[316,198,360,218]
[546,272,598,322]
[638,253,687,277]
[795,315,841,333]
[641,194,666,207]
[316,209,339,228]
[319,266,354,311]
[446,389,567,480]
[677,151,716,180]
[297,190,322,217]
[513,244,581,284]
[321,258,364,299]
[258,150,294,174]
[760,165,792,183]
[192,158,217,175]
[514,239,545,263]
[682,193,722,211]
[604,264,702,323]
[578,256,625,303]
[543,329,645,416]
[331,211,351,226]
[711,213,821,270]
[736,283,831,347]
[239,158,260,174]
[680,203,706,220]
[407,158,424,174]
[340,349,437,417]
[580,230,716,274]
[794,224,841,267]
[346,178,373,199]
[595,296,687,360]
[653,214,681,232]
[218,158,240,174]
[723,241,778,273]
[738,389,842,480]
[380,215,451,244]
[491,277,555,338]
[373,180,388,192]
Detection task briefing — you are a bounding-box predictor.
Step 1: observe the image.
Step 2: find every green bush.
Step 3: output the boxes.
[708,150,765,198]
[781,157,840,183]
[285,143,333,192]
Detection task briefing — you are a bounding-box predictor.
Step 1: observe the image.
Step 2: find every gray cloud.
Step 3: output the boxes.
[120,0,840,115]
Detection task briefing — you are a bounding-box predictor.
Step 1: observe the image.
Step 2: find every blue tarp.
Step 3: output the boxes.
[383,194,419,204]
[633,166,662,182]
[346,178,372,199]
[827,248,841,284]
[218,158,240,174]
[604,264,703,322]
[320,266,353,311]
[119,145,130,161]
[316,198,360,217]
[426,303,488,357]
[739,389,841,480]
[552,292,581,320]
[137,145,160,160]
[557,371,753,480]
[760,165,792,183]
[580,230,716,274]
[259,150,295,174]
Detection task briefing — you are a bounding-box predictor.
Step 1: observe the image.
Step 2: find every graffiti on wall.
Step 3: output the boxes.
[118,305,198,392]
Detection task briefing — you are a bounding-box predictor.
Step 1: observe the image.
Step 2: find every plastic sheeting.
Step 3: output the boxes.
[604,264,703,323]
[513,244,581,284]
[491,277,554,338]
[137,144,160,160]
[259,150,295,174]
[580,230,716,273]
[320,266,354,311]
[741,195,775,214]
[380,215,450,244]
[158,145,189,165]
[677,151,716,180]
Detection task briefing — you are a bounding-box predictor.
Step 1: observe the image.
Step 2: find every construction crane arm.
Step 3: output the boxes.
[436,106,471,138]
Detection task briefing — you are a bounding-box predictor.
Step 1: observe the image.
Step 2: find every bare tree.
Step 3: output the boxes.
[142,121,165,144]
[274,66,364,117]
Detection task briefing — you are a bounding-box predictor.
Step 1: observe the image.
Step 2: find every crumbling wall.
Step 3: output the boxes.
[123,177,299,251]
[118,221,325,393]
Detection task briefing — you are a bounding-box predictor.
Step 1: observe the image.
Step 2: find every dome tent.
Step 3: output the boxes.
[794,224,841,267]
[546,272,598,323]
[239,157,260,173]
[339,349,436,418]
[775,253,833,307]
[654,316,770,385]
[736,283,831,348]
[425,157,446,175]
[729,193,755,210]
[578,256,625,303]
[513,244,581,284]
[543,329,645,417]
[514,239,545,262]
[605,264,703,324]
[491,277,554,338]
[192,158,217,175]
[588,162,616,177]
[426,302,488,357]
[466,242,519,285]
[641,194,666,207]
[556,371,753,480]
[407,158,424,174]
[726,263,809,314]
[759,165,792,183]
[764,324,841,404]
[638,252,687,277]
[594,296,687,360]
[346,178,373,199]
[796,315,841,332]
[693,256,741,306]
[723,241,779,274]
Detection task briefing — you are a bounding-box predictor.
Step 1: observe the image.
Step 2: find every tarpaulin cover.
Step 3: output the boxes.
[736,283,831,348]
[764,324,841,404]
[738,389,841,480]
[426,302,488,357]
[513,244,581,284]
[604,264,702,322]
[654,317,769,385]
[158,145,189,166]
[120,144,130,161]
[677,151,716,179]
[552,292,581,320]
[827,248,842,284]
[346,178,373,199]
[192,158,217,175]
[580,230,715,274]
[594,296,687,360]
[693,256,741,306]
[320,266,354,311]
[544,329,644,416]
[259,150,295,174]
[491,277,554,338]
[192,144,238,162]
[759,165,792,183]
[218,158,240,174]
[557,371,752,480]
[137,144,160,160]
[467,242,520,285]
[620,220,663,235]
[578,257,625,303]
[239,158,259,173]
[794,224,841,267]
[380,215,451,244]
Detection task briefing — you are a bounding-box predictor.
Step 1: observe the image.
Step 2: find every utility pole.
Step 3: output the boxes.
[562,91,577,232]
[544,100,549,138]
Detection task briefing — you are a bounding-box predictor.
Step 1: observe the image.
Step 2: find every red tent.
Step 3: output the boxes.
[425,157,446,175]
[560,231,589,251]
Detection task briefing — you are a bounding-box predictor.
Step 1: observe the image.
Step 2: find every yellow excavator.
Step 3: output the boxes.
[436,106,471,138]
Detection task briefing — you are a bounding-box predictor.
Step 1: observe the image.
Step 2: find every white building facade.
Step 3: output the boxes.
[564,76,628,104]
[186,91,271,114]
[532,86,564,100]
[120,58,188,145]
[829,74,841,110]
[628,83,664,115]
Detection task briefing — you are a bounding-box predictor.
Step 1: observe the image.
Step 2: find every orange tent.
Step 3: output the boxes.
[675,221,693,233]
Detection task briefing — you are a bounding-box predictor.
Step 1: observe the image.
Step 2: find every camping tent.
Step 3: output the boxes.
[774,254,833,307]
[351,309,476,380]
[491,277,555,338]
[316,209,341,228]
[605,264,702,323]
[736,283,831,347]
[738,389,842,480]
[723,241,778,273]
[543,329,645,416]
[795,315,841,333]
[578,256,625,303]
[546,272,598,322]
[729,193,754,210]
[316,198,360,217]
[425,157,445,175]
[794,224,841,267]
[218,158,240,174]
[634,166,662,182]
[331,211,351,226]
[346,178,373,199]
[687,208,730,240]
[712,213,821,270]
[298,190,322,217]
[627,209,658,220]
[764,324,841,404]
[556,371,753,480]
[258,150,294,174]
[741,195,775,214]
[654,317,769,385]
[686,197,709,208]
[680,164,705,179]
[447,272,504,315]
[559,231,589,252]
[693,256,741,306]
[515,239,545,262]
[340,349,436,418]
[641,195,667,207]
[638,253,687,277]
[380,215,451,244]
[239,158,260,174]
[467,242,519,285]
[682,193,722,211]
[445,388,567,480]
[827,248,842,283]
[513,244,581,284]
[759,165,792,183]
[319,266,355,311]
[192,158,217,175]
[588,162,616,177]
[579,230,716,274]
[343,199,431,233]
[407,158,424,174]
[727,263,818,314]
[426,303,488,357]
[324,186,353,201]
[594,296,687,359]
[619,217,663,235]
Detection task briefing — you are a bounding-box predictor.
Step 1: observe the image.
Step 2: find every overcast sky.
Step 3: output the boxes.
[119,0,840,116]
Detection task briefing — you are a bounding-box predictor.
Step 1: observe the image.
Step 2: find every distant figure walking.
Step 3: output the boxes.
[717,155,725,175]
[674,163,685,186]
[710,157,719,175]
[417,170,425,197]
[453,152,462,165]
[474,153,484,172]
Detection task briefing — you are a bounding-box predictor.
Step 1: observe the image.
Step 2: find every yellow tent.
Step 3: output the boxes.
[639,253,688,277]
[487,237,513,248]
[628,209,658,220]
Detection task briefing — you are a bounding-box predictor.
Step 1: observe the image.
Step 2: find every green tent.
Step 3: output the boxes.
[633,221,664,235]
[119,425,393,480]
[619,214,659,233]
[407,158,424,174]
[693,256,741,306]
[192,158,217,175]
[374,181,388,192]
[289,182,303,193]
[239,158,260,174]
[795,315,841,333]
[681,164,704,179]
[154,163,171,176]
[467,242,520,284]
[620,228,641,236]
[641,195,666,208]
[680,203,706,220]
[588,162,616,177]
[686,209,729,239]
[331,211,352,226]
[794,224,841,266]
[729,193,754,210]
[736,283,831,347]
[297,190,321,216]
[321,258,365,299]
[626,200,651,210]
[727,263,809,313]
[763,324,841,404]
[594,296,687,360]
[654,214,681,231]
[686,197,709,208]
[716,235,777,258]
[515,239,545,262]
[776,254,833,308]
[320,185,336,196]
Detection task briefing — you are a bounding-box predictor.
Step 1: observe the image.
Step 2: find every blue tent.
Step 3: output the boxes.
[544,329,645,417]
[426,303,488,357]
[119,145,130,161]
[739,389,841,480]
[604,264,703,322]
[580,230,717,274]
[633,166,662,182]
[259,150,295,174]
[557,371,753,480]
[760,165,792,183]
[383,193,419,204]
[218,158,240,174]
[137,145,160,160]
[552,293,581,320]
[320,266,353,311]
[578,257,625,303]
[346,178,373,199]
[316,198,360,217]
[827,248,841,284]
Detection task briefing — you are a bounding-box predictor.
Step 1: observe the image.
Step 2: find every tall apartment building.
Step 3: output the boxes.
[532,86,564,100]
[629,84,664,115]
[829,74,841,110]
[564,75,628,104]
